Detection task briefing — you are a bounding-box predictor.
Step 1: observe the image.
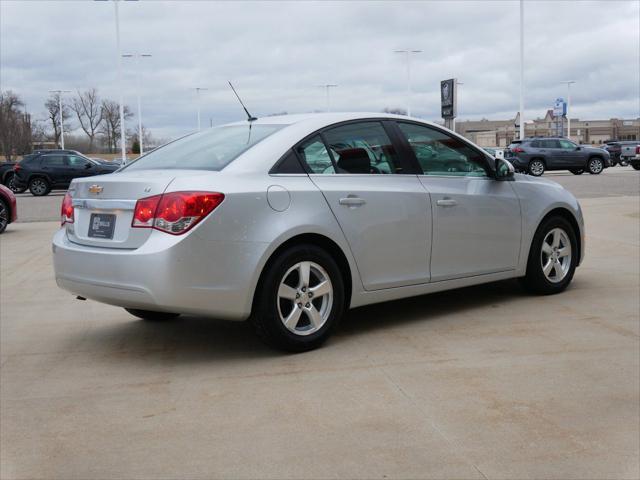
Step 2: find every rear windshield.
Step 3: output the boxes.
[124,124,283,171]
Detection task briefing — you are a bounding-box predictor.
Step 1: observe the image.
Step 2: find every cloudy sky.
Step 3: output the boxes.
[1,0,639,139]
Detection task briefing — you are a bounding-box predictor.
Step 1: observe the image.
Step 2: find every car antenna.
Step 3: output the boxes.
[228,81,257,122]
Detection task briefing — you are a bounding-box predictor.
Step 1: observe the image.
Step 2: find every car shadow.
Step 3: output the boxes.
[71,278,553,365]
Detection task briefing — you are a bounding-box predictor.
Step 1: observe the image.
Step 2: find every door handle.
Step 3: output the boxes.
[436,198,458,207]
[339,196,366,207]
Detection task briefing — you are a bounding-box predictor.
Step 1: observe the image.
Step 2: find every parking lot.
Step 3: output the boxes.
[1,168,639,479]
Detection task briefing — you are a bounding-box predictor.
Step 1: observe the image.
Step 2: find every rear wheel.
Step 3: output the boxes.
[28,177,50,196]
[569,169,584,175]
[125,308,180,321]
[528,159,545,176]
[521,216,577,295]
[252,244,345,352]
[0,198,8,234]
[587,157,604,174]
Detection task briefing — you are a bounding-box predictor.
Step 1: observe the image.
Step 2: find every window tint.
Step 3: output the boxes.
[397,122,488,177]
[296,136,335,174]
[559,139,576,149]
[541,139,560,148]
[67,155,90,167]
[273,150,305,174]
[124,124,283,171]
[323,122,401,174]
[530,140,541,148]
[42,155,65,166]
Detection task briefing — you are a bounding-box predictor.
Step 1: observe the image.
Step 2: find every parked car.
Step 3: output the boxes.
[53,113,584,352]
[603,141,639,167]
[505,137,610,176]
[0,183,17,233]
[2,149,85,194]
[483,147,505,160]
[14,152,119,196]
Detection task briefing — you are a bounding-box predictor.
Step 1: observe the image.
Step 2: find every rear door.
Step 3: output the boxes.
[395,121,521,282]
[297,121,432,290]
[541,139,564,168]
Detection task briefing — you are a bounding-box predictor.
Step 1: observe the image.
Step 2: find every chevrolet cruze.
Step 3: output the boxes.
[53,113,584,351]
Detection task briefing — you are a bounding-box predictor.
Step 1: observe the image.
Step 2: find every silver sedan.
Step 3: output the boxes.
[53,113,584,351]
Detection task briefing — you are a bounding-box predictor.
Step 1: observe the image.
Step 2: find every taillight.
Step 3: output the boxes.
[132,191,224,235]
[636,145,640,155]
[512,147,525,153]
[13,163,21,172]
[61,192,74,225]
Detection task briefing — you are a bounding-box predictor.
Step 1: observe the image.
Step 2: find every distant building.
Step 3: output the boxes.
[454,111,640,147]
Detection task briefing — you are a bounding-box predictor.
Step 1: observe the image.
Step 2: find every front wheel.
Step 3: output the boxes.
[587,157,604,174]
[0,198,8,234]
[528,160,545,176]
[569,169,584,175]
[125,308,180,321]
[632,163,640,171]
[521,216,577,295]
[252,244,345,352]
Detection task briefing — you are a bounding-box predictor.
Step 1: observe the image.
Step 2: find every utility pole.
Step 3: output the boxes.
[123,53,152,154]
[317,84,338,112]
[192,88,208,131]
[519,0,525,140]
[561,81,576,140]
[394,49,422,116]
[49,90,71,149]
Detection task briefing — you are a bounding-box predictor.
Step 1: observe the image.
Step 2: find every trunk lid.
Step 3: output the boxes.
[66,170,179,249]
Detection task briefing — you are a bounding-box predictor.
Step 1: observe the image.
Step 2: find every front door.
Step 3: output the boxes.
[396,122,522,282]
[295,122,432,291]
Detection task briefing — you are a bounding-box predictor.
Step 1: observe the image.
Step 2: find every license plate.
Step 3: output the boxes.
[88,213,116,239]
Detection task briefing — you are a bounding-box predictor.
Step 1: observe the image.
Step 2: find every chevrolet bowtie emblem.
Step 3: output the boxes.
[88,184,103,194]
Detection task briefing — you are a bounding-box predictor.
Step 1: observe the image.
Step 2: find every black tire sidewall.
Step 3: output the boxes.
[29,177,50,196]
[0,198,8,233]
[524,216,578,294]
[529,160,545,176]
[255,244,345,352]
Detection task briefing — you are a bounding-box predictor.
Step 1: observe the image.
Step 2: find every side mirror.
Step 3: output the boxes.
[495,158,515,180]
[84,163,93,169]
[575,146,581,151]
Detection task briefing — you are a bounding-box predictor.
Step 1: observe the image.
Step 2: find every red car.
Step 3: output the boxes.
[0,183,17,233]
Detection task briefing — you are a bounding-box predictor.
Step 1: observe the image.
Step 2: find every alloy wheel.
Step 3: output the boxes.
[0,201,7,232]
[589,158,603,174]
[540,228,572,283]
[529,161,544,176]
[30,179,47,195]
[277,261,333,336]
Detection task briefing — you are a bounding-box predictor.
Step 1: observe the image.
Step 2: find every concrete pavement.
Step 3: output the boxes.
[0,196,638,479]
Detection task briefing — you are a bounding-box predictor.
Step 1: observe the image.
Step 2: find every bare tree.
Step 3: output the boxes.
[382,107,407,115]
[71,88,103,153]
[45,92,71,148]
[0,91,32,161]
[99,99,133,153]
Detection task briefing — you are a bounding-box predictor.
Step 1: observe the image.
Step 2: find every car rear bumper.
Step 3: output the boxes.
[52,228,269,321]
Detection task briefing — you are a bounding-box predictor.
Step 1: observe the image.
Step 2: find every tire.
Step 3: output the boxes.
[125,308,180,321]
[252,244,345,352]
[28,177,51,196]
[587,157,604,174]
[0,198,8,234]
[4,174,26,194]
[521,216,578,295]
[569,169,584,175]
[528,159,545,176]
[632,163,640,171]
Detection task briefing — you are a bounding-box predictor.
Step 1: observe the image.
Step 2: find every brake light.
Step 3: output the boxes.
[512,147,525,153]
[636,145,640,155]
[13,163,21,172]
[132,191,224,235]
[61,192,74,225]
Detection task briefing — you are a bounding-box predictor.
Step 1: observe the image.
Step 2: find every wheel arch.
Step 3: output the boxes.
[534,207,582,266]
[250,232,353,318]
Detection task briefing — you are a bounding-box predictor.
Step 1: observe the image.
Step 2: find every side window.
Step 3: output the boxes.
[559,139,576,150]
[542,139,560,148]
[323,122,401,174]
[42,155,65,166]
[67,155,90,168]
[296,136,335,174]
[272,150,305,174]
[397,122,488,177]
[531,140,541,148]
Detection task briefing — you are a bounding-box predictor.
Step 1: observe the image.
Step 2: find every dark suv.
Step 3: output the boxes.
[13,152,119,196]
[506,137,610,176]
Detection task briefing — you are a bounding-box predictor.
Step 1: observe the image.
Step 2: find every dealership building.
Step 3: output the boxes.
[454,111,640,147]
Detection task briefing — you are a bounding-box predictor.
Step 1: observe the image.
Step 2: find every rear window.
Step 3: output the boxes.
[124,124,283,172]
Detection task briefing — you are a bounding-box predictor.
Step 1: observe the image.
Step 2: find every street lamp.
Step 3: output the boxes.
[123,53,152,154]
[49,90,71,149]
[561,80,576,140]
[394,49,422,116]
[192,88,208,131]
[317,84,338,112]
[95,0,138,162]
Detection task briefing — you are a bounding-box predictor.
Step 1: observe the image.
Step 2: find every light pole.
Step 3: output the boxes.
[123,53,152,154]
[317,84,338,112]
[452,81,463,132]
[561,80,576,140]
[96,0,138,162]
[49,90,70,149]
[192,88,208,131]
[394,49,422,116]
[519,0,525,140]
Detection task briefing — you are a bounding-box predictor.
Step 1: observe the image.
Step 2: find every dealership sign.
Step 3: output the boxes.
[441,79,457,119]
[553,98,567,118]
